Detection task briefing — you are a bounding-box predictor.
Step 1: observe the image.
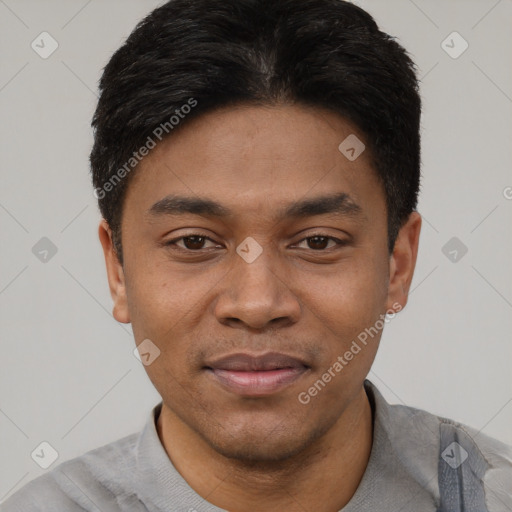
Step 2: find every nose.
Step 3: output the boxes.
[213,247,301,331]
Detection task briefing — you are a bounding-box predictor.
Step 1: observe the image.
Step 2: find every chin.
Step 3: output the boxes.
[199,416,331,465]
[210,437,307,463]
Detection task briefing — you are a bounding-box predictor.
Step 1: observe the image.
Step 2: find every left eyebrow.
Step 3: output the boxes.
[146,192,364,222]
[281,192,363,219]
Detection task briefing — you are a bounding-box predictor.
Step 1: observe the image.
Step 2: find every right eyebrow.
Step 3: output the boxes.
[147,195,231,219]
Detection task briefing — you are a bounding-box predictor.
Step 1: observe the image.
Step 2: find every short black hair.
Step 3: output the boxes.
[90,0,421,264]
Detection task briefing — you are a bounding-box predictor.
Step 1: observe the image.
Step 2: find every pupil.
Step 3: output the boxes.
[185,236,204,250]
[309,236,327,250]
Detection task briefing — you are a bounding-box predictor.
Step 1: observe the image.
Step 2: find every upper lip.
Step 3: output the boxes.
[205,352,309,371]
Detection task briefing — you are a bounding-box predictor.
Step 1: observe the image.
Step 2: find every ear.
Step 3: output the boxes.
[385,212,422,312]
[98,219,130,324]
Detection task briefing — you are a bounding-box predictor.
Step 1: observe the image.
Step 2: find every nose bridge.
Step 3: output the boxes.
[214,239,300,329]
[234,245,280,299]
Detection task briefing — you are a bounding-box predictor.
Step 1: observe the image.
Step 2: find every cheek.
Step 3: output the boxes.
[124,259,224,366]
[125,258,190,322]
[304,258,387,323]
[298,260,389,372]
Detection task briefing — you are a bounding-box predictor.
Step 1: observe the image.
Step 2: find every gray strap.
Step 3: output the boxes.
[437,422,490,512]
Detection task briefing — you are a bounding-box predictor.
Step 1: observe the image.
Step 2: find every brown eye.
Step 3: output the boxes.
[295,235,344,251]
[306,236,330,250]
[165,234,219,251]
[181,236,207,250]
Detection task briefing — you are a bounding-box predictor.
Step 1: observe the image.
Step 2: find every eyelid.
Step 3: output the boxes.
[292,233,349,250]
[164,231,349,253]
[165,233,220,250]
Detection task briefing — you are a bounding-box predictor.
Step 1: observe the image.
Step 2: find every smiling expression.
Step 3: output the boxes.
[100,103,416,462]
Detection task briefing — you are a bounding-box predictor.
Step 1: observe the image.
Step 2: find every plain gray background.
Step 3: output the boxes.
[1,0,511,502]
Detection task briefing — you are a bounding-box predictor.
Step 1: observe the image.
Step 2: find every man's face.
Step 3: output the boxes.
[101,104,413,461]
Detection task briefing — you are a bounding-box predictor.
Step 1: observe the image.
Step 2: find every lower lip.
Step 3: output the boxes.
[208,367,308,396]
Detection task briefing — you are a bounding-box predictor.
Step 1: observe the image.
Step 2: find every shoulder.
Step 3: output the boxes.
[367,381,512,511]
[435,414,512,511]
[389,397,512,473]
[0,432,140,512]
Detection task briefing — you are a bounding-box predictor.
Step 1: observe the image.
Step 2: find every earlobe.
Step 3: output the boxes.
[385,212,422,312]
[98,220,131,324]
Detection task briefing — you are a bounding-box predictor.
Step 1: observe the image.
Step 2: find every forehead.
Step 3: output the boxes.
[124,104,383,221]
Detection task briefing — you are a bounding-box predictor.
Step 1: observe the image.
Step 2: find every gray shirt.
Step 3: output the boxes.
[2,380,511,511]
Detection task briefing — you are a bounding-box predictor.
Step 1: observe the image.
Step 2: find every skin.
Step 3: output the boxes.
[99,103,421,512]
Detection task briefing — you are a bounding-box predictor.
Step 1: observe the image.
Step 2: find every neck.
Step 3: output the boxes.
[157,386,373,512]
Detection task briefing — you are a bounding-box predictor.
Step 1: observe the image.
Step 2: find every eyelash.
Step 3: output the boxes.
[165,233,348,252]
